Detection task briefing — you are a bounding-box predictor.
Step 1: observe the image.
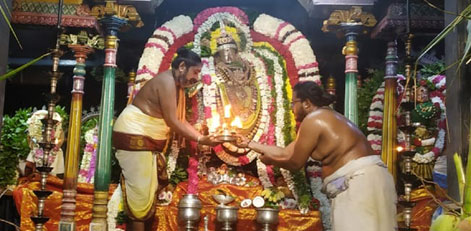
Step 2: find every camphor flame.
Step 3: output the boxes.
[231,116,242,129]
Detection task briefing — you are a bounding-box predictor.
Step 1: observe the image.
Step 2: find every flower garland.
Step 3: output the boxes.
[107,184,125,231]
[252,45,285,189]
[306,161,331,231]
[252,45,298,197]
[134,15,194,88]
[132,15,194,179]
[27,110,63,167]
[253,14,321,85]
[366,75,446,163]
[193,7,249,31]
[192,11,252,55]
[166,139,180,178]
[187,156,199,194]
[366,82,385,154]
[78,126,98,183]
[252,43,328,215]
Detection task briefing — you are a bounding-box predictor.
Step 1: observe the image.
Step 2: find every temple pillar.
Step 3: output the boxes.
[58,31,103,230]
[342,27,359,124]
[89,2,142,229]
[322,6,376,124]
[381,40,398,181]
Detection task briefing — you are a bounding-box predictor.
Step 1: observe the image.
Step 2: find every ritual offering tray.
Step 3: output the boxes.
[215,132,237,143]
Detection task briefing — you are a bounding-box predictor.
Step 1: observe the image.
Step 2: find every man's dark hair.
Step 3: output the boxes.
[293,81,336,107]
[171,47,201,69]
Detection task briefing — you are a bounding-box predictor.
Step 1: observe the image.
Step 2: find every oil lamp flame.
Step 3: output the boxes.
[231,116,242,129]
[210,113,221,132]
[224,105,231,118]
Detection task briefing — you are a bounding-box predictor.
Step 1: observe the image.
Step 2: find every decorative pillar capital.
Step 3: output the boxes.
[69,45,94,61]
[322,6,377,33]
[60,31,105,50]
[91,1,143,35]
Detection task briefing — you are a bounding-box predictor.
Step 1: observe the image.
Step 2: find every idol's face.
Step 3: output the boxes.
[416,86,429,103]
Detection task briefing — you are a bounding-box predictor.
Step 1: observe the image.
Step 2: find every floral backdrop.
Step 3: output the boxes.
[118,7,330,230]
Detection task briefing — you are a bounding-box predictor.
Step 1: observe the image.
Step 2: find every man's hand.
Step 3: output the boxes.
[198,135,221,147]
[235,135,251,148]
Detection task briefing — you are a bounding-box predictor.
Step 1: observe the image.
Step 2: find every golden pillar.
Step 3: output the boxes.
[58,31,103,231]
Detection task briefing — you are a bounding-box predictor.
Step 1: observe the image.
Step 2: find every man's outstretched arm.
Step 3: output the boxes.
[248,141,298,170]
[247,116,319,171]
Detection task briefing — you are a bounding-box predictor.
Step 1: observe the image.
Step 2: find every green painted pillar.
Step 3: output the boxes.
[342,26,360,124]
[90,16,127,230]
[89,1,142,228]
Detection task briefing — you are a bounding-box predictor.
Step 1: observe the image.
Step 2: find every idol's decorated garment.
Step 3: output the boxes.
[322,155,397,231]
[113,104,170,221]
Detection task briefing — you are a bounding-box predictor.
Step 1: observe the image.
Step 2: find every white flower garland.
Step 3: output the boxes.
[252,47,299,201]
[306,161,332,231]
[201,57,219,133]
[253,14,321,83]
[166,139,180,177]
[78,127,98,184]
[253,47,285,146]
[192,12,252,55]
[107,184,124,231]
[136,15,193,83]
[256,158,273,188]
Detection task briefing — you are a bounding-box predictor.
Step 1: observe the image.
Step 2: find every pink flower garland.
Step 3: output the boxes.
[187,156,199,194]
[136,65,157,78]
[86,136,98,183]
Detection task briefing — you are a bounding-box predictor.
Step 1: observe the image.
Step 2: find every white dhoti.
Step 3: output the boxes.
[322,155,397,231]
[113,104,169,220]
[115,150,158,220]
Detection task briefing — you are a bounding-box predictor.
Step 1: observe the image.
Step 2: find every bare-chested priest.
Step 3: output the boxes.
[236,81,397,231]
[113,47,219,230]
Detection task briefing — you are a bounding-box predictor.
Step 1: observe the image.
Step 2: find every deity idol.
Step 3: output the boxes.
[212,28,261,158]
[410,80,441,180]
